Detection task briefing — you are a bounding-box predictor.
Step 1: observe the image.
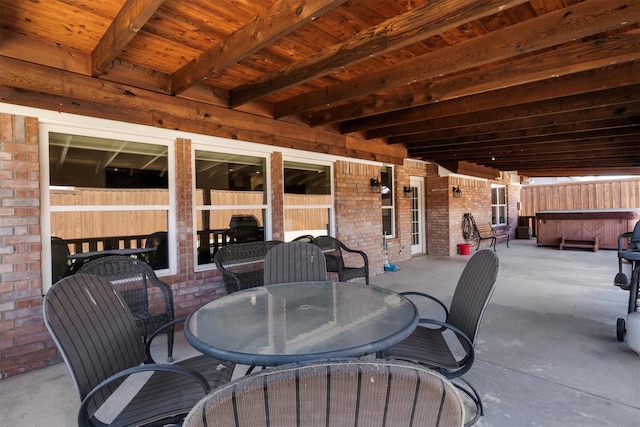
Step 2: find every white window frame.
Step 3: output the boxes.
[192,142,271,271]
[491,184,507,226]
[283,156,335,240]
[40,122,176,293]
[381,165,395,238]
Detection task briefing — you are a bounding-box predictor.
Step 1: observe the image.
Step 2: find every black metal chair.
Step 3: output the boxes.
[51,236,70,283]
[145,231,168,269]
[379,249,500,425]
[43,273,235,427]
[291,234,314,243]
[213,240,283,293]
[313,235,369,285]
[264,241,327,285]
[183,359,465,427]
[78,255,176,361]
[614,220,640,289]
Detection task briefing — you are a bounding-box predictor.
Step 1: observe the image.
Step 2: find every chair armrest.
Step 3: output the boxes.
[418,317,475,378]
[400,291,449,320]
[78,363,211,427]
[619,232,633,252]
[148,275,175,316]
[144,317,188,362]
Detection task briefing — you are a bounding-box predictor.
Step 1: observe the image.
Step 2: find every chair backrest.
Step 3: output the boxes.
[214,240,283,293]
[630,220,640,248]
[447,249,499,346]
[43,274,146,413]
[77,255,164,315]
[145,231,168,269]
[183,359,465,427]
[312,235,345,271]
[51,237,70,283]
[292,234,314,243]
[264,241,327,285]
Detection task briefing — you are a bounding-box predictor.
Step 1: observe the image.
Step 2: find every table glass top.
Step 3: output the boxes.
[185,282,418,365]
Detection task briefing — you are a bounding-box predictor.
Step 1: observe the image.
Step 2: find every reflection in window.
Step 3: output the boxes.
[48,132,171,272]
[381,166,395,237]
[491,185,507,225]
[283,161,332,241]
[194,151,267,265]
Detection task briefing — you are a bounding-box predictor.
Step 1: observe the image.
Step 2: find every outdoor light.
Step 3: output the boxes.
[403,186,412,197]
[452,186,462,198]
[370,178,382,193]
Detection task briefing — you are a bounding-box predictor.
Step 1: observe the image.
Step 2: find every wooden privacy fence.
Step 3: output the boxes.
[520,178,640,217]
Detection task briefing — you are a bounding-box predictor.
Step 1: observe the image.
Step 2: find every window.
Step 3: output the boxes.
[47,131,173,286]
[491,185,507,225]
[381,166,395,237]
[283,161,333,240]
[194,151,267,266]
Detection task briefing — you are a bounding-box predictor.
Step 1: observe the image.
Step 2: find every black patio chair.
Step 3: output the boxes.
[43,273,235,427]
[213,240,283,293]
[78,255,175,361]
[379,248,500,425]
[183,359,465,427]
[51,236,71,283]
[614,220,640,288]
[313,235,369,285]
[291,234,314,243]
[145,231,168,269]
[264,241,327,285]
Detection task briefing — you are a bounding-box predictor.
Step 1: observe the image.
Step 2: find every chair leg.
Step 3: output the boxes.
[452,376,483,426]
[167,326,174,363]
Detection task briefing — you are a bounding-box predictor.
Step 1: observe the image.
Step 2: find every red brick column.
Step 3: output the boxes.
[334,160,383,277]
[0,113,52,377]
[270,152,284,241]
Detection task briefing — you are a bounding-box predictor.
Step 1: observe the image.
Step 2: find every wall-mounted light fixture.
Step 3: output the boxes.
[452,186,462,198]
[370,178,382,193]
[403,186,412,197]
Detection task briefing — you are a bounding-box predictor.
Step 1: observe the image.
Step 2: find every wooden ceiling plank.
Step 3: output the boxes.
[413,137,640,160]
[408,134,640,157]
[228,0,528,107]
[0,29,91,76]
[338,32,640,133]
[274,0,640,118]
[385,85,640,143]
[91,0,167,76]
[171,0,349,96]
[407,116,640,147]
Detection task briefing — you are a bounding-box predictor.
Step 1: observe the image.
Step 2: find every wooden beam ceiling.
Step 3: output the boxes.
[0,0,638,177]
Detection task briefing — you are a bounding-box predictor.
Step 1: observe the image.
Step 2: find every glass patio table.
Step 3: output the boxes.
[184,281,418,366]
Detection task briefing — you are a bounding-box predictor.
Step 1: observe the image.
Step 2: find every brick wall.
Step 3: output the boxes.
[334,161,384,277]
[0,112,521,378]
[0,113,52,377]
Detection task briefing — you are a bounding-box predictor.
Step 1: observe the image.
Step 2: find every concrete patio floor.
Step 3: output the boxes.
[1,239,639,426]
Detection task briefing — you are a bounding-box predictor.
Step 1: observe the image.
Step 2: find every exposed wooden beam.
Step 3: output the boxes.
[91,0,166,76]
[387,86,640,143]
[407,133,640,156]
[336,42,640,132]
[228,0,527,107]
[274,0,640,118]
[171,0,348,96]
[0,56,406,164]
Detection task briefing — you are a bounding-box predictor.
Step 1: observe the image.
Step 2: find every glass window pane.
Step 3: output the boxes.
[195,151,265,203]
[381,166,393,207]
[284,162,330,195]
[49,133,168,189]
[284,207,330,239]
[382,208,392,236]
